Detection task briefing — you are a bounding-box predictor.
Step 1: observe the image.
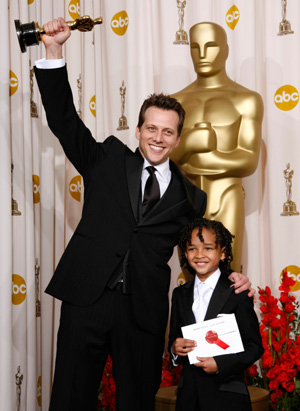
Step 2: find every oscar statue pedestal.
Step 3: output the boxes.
[248,386,269,411]
[155,385,269,411]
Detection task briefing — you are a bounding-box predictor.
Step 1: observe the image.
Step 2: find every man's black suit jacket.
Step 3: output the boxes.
[168,272,264,400]
[34,66,207,336]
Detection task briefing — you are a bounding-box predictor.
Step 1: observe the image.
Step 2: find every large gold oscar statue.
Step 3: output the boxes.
[171,22,264,272]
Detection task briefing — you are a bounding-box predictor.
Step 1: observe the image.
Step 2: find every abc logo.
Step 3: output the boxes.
[69,175,82,202]
[111,11,129,36]
[28,0,34,4]
[274,85,299,111]
[68,0,80,20]
[177,272,186,287]
[9,70,18,97]
[89,95,96,117]
[226,5,240,30]
[12,274,27,305]
[33,174,40,204]
[281,265,300,292]
[37,376,42,407]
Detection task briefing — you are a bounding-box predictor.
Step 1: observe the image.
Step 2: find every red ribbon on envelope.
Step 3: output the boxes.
[205,330,229,350]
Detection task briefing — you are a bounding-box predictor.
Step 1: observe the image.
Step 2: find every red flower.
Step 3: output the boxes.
[281,380,295,392]
[284,302,296,313]
[270,389,283,403]
[261,351,274,369]
[246,364,258,378]
[268,379,279,391]
[161,371,174,387]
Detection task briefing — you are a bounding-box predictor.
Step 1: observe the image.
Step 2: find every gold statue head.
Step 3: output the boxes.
[189,22,229,76]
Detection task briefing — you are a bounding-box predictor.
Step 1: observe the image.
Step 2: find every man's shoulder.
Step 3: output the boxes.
[170,160,205,194]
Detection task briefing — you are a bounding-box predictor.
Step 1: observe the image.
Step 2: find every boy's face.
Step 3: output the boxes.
[185,228,226,281]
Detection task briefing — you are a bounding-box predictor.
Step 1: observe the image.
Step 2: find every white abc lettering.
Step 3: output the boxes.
[275,91,299,103]
[287,271,296,281]
[70,182,82,192]
[287,271,300,282]
[69,3,80,14]
[10,78,18,87]
[226,12,239,23]
[111,17,129,28]
[12,283,27,294]
[33,184,39,194]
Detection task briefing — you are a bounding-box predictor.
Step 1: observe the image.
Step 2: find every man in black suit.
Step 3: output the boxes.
[34,18,253,411]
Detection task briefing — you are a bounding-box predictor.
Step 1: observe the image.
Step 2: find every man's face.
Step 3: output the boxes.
[190,23,228,76]
[136,106,181,166]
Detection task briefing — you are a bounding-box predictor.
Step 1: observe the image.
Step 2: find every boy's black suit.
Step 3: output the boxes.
[34,66,207,410]
[169,273,263,411]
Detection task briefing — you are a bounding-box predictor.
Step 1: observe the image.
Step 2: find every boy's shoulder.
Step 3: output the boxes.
[172,278,194,295]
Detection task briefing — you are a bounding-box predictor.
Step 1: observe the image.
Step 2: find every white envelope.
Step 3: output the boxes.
[181,313,244,364]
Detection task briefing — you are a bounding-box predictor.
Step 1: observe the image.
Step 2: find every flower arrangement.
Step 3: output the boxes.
[97,353,181,409]
[97,355,116,411]
[247,270,300,410]
[160,354,182,387]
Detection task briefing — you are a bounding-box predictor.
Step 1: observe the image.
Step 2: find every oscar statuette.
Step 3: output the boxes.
[174,0,189,45]
[117,81,129,130]
[281,163,299,216]
[278,0,294,35]
[15,15,103,53]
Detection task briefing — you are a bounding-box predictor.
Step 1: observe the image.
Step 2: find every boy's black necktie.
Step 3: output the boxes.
[142,166,160,216]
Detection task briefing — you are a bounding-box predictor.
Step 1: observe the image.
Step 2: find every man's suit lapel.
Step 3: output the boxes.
[205,274,233,320]
[125,148,144,222]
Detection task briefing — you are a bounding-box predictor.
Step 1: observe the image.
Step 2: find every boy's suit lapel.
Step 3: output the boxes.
[204,274,233,321]
[182,279,197,325]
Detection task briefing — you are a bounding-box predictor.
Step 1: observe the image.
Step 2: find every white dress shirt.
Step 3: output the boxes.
[35,57,65,69]
[192,269,221,322]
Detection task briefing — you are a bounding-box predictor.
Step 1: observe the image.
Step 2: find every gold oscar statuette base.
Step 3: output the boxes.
[278,20,294,35]
[281,201,299,216]
[174,30,189,44]
[117,116,129,131]
[15,15,103,53]
[12,199,21,216]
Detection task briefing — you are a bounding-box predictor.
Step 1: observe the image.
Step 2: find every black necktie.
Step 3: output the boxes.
[142,166,160,216]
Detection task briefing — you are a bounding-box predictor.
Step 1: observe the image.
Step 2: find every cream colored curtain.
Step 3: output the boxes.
[1,0,300,409]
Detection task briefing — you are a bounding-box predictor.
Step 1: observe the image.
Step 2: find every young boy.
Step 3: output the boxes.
[168,218,263,411]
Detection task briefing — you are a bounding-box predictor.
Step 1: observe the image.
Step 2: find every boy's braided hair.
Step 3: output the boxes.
[178,218,234,275]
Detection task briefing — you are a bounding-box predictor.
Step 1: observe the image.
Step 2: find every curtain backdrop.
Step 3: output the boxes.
[1,0,300,409]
